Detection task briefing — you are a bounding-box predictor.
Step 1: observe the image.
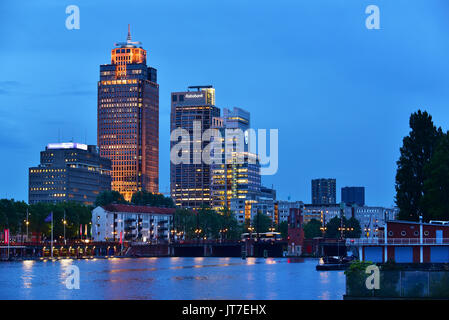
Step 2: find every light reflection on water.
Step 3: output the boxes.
[0,257,345,300]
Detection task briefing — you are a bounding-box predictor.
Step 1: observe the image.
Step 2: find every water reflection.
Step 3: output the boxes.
[21,260,35,289]
[0,258,345,300]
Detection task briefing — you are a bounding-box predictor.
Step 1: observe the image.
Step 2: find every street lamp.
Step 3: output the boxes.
[25,209,29,243]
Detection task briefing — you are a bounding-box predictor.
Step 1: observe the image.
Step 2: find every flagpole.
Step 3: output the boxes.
[63,210,66,245]
[6,230,9,260]
[51,211,53,259]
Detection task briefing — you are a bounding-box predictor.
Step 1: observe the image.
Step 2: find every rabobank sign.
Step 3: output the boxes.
[185,93,204,99]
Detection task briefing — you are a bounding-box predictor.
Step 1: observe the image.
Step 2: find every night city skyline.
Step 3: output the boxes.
[4,0,449,306]
[2,1,449,207]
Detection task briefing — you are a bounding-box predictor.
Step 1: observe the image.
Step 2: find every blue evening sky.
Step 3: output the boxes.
[1,0,448,207]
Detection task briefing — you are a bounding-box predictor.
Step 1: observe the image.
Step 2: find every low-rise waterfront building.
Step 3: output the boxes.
[92,204,175,242]
[349,219,449,263]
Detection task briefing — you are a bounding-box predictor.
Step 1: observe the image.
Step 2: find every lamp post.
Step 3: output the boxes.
[26,208,29,243]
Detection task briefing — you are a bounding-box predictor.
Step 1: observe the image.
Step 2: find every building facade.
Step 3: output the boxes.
[210,107,261,212]
[288,208,304,256]
[97,25,159,201]
[92,204,175,242]
[29,143,111,205]
[302,203,398,238]
[341,186,365,206]
[311,178,336,205]
[351,220,449,263]
[229,186,277,225]
[275,200,303,224]
[170,86,220,210]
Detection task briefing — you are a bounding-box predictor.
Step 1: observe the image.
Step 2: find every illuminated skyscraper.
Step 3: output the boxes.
[170,86,220,210]
[98,25,159,201]
[211,107,261,213]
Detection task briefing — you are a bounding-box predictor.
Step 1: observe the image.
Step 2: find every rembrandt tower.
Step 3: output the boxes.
[98,26,159,201]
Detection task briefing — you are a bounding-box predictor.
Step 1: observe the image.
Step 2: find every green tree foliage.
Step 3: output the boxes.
[0,210,7,229]
[251,211,272,234]
[346,217,362,238]
[325,216,362,239]
[0,199,93,240]
[303,218,322,239]
[0,199,21,233]
[278,221,288,240]
[325,216,341,238]
[422,133,449,221]
[130,191,174,208]
[395,110,442,221]
[172,207,243,240]
[94,190,127,207]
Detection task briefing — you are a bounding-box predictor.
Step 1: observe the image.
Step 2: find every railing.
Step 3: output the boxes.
[346,238,449,246]
[0,240,123,246]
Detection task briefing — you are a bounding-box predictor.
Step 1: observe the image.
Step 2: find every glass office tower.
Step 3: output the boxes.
[170,86,220,210]
[210,107,261,212]
[98,25,159,201]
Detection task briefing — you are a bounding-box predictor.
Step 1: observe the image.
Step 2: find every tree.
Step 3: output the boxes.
[325,216,342,239]
[95,190,127,207]
[325,216,362,239]
[303,219,322,239]
[172,207,242,241]
[346,217,362,238]
[0,211,7,229]
[130,191,174,208]
[395,110,442,221]
[278,221,288,240]
[252,211,272,234]
[422,132,449,221]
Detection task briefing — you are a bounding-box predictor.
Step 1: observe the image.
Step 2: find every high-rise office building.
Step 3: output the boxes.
[97,25,159,201]
[170,86,220,210]
[210,107,261,212]
[341,186,365,206]
[29,143,111,205]
[311,178,336,205]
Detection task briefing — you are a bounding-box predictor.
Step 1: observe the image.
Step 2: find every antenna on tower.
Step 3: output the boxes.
[127,24,132,41]
[115,24,141,47]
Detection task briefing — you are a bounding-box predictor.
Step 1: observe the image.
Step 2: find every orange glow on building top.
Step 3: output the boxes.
[111,24,147,79]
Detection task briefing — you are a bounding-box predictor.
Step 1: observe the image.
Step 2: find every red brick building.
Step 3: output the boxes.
[348,220,449,263]
[287,208,304,256]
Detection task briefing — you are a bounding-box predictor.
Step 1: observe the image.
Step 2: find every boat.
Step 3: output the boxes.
[315,255,355,271]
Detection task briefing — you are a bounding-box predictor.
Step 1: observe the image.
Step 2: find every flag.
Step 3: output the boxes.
[84,224,87,236]
[44,212,53,223]
[80,224,83,236]
[4,229,9,244]
[119,231,123,244]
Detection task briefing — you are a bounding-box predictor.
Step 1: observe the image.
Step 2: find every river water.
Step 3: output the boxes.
[0,257,345,300]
